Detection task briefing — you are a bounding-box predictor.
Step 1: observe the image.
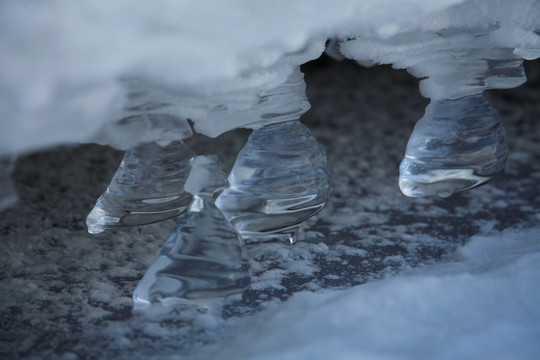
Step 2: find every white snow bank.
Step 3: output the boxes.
[213,226,540,360]
[339,0,540,99]
[0,0,462,154]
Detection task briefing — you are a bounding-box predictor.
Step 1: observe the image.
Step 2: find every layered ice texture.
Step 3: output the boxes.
[1,1,539,205]
[216,120,329,244]
[1,0,539,354]
[86,140,195,234]
[133,156,251,308]
[0,0,467,157]
[398,95,509,197]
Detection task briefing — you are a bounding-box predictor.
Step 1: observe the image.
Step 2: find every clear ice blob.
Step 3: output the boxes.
[399,95,509,198]
[215,120,329,244]
[133,156,251,309]
[0,155,17,211]
[86,140,195,234]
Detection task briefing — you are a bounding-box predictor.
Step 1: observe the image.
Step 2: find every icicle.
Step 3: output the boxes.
[216,120,329,244]
[214,66,329,245]
[399,95,508,197]
[86,140,195,234]
[340,26,528,198]
[133,156,251,309]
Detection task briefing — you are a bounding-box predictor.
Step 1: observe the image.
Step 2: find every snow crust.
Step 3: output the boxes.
[1,58,538,359]
[1,0,462,155]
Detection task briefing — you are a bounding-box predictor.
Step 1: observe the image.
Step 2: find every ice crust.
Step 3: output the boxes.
[1,0,466,156]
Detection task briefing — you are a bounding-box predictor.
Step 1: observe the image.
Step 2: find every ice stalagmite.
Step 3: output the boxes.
[399,95,508,197]
[215,66,329,244]
[86,140,195,234]
[216,120,329,244]
[133,156,251,308]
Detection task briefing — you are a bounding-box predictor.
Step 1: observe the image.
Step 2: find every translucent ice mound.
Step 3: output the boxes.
[86,140,195,234]
[1,0,539,208]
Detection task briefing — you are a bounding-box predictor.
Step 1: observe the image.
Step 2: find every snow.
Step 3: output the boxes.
[212,227,540,360]
[1,1,540,357]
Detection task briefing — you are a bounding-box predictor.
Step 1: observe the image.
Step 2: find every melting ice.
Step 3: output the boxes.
[0,0,539,358]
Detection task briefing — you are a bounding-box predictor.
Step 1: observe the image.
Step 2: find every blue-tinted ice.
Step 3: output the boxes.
[86,140,194,234]
[216,120,329,244]
[399,95,508,197]
[0,155,17,211]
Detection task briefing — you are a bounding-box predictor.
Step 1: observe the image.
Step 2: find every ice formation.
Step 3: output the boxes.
[1,1,538,200]
[1,0,539,309]
[0,0,462,156]
[133,156,251,308]
[215,70,329,245]
[1,0,539,355]
[398,95,509,197]
[339,0,540,196]
[86,140,195,234]
[92,79,195,150]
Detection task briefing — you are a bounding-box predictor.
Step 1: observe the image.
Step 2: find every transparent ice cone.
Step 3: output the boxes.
[86,140,195,233]
[216,120,329,244]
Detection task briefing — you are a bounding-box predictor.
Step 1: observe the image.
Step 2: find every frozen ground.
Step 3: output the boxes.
[1,57,539,359]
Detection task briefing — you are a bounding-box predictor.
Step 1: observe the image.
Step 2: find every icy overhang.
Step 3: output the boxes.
[1,0,464,155]
[1,0,539,156]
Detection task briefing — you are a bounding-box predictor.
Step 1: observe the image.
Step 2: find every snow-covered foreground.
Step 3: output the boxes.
[211,226,540,360]
[1,58,539,359]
